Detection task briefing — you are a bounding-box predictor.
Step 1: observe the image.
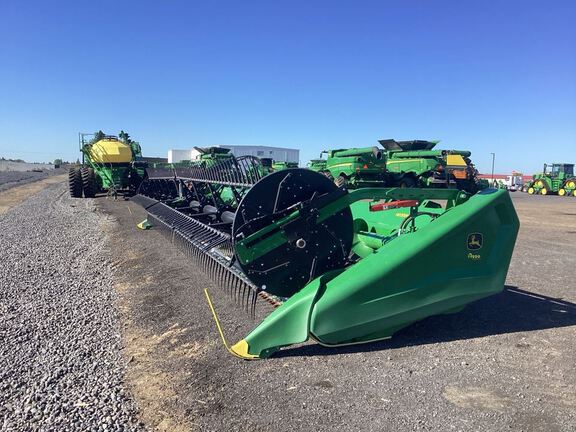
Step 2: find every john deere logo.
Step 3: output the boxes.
[467,233,483,250]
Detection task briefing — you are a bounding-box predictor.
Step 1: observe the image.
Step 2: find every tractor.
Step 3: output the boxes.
[69,131,147,198]
[378,139,483,193]
[526,163,576,196]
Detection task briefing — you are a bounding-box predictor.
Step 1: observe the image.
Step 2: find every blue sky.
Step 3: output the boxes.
[1,0,574,174]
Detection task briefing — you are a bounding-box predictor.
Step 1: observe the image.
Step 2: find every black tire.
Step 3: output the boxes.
[68,168,82,198]
[399,176,416,188]
[81,167,96,198]
[334,175,348,187]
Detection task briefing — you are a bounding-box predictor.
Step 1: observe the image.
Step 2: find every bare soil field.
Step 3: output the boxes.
[98,191,576,432]
[0,168,67,193]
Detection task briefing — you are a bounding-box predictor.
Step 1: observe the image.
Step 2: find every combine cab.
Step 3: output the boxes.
[133,154,519,359]
[526,163,576,196]
[69,132,146,198]
[379,139,482,193]
[307,147,387,187]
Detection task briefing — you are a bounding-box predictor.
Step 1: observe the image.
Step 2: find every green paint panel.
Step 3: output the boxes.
[238,188,519,358]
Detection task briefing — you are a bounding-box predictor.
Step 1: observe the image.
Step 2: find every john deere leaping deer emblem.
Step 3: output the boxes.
[467,233,483,250]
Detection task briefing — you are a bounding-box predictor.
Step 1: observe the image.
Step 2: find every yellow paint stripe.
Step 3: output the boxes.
[328,162,353,168]
[387,159,423,164]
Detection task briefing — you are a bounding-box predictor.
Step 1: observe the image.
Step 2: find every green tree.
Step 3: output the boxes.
[119,130,142,157]
[119,130,130,143]
[89,130,106,144]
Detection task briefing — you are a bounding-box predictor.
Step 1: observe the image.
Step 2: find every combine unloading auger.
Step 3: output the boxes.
[133,156,519,359]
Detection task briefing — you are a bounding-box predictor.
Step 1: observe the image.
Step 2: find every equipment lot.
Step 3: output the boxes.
[1,183,575,431]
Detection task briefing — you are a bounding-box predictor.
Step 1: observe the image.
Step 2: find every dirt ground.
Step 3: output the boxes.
[98,192,575,432]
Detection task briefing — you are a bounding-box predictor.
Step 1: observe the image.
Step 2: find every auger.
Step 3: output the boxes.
[133,152,519,359]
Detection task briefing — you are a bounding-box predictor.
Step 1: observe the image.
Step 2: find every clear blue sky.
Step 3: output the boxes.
[1,0,574,174]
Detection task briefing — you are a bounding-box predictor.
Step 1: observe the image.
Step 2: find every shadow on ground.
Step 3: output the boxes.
[275,286,576,358]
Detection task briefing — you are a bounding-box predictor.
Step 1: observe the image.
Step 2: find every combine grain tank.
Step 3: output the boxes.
[132,153,519,359]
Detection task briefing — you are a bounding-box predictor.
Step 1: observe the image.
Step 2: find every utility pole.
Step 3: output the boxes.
[490,152,495,184]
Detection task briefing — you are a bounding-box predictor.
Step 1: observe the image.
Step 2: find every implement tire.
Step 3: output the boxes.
[399,176,416,188]
[81,167,96,198]
[68,167,82,198]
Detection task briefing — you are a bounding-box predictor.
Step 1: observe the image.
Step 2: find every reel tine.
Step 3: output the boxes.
[137,172,272,320]
[251,287,259,318]
[241,282,248,312]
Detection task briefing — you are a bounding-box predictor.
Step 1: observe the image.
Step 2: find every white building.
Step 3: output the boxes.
[168,145,299,164]
[167,149,200,163]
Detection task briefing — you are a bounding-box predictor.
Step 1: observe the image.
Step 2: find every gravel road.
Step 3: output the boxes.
[0,184,144,431]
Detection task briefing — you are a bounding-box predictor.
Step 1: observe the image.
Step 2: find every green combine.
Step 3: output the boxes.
[271,161,299,171]
[378,139,482,193]
[133,153,519,359]
[526,163,576,196]
[307,158,328,173]
[307,147,387,187]
[69,131,146,198]
[193,146,235,167]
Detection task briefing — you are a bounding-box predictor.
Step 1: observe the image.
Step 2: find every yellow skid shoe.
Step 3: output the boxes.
[137,219,152,230]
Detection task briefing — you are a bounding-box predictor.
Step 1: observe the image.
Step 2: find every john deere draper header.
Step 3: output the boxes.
[133,152,519,359]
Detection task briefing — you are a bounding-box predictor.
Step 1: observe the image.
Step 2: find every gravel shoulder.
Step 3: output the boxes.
[100,192,576,431]
[0,174,67,215]
[0,183,144,431]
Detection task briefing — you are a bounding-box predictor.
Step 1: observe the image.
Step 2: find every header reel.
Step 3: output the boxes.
[233,169,353,297]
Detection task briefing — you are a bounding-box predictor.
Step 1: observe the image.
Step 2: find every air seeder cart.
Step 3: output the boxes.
[69,132,146,198]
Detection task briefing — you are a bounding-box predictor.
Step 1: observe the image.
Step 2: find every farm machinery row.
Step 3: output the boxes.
[69,134,487,198]
[132,149,519,359]
[308,139,484,193]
